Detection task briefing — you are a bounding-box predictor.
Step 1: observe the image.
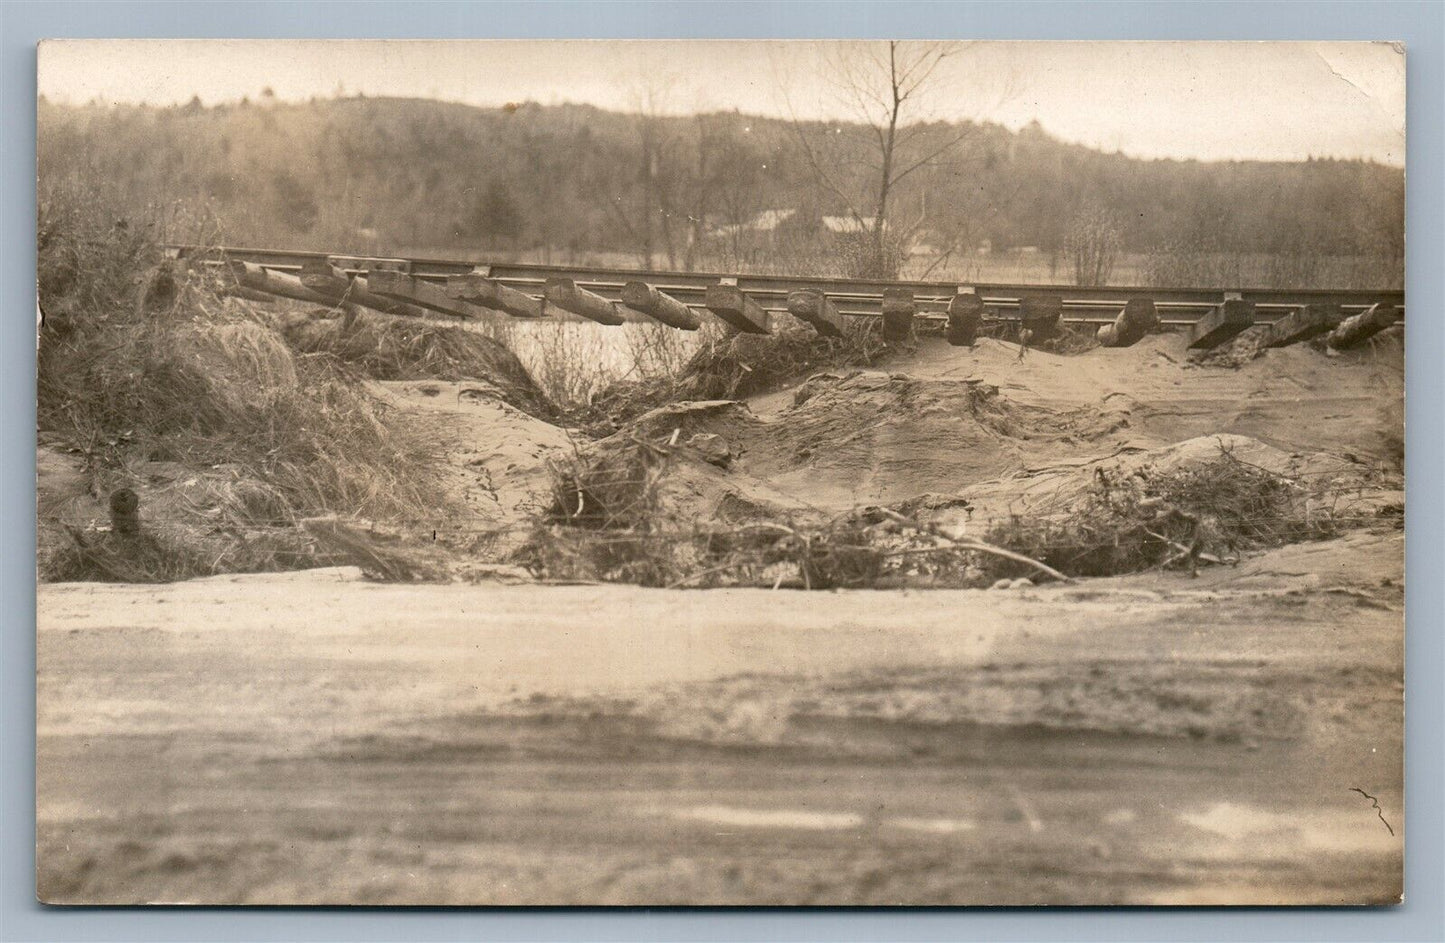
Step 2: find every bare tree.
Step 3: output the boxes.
[602,76,685,269]
[683,114,721,271]
[781,41,1001,278]
[707,114,769,268]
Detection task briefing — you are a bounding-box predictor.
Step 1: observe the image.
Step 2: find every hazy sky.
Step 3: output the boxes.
[38,40,1405,166]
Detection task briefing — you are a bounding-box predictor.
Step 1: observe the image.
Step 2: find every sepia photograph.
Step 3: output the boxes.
[35,37,1405,906]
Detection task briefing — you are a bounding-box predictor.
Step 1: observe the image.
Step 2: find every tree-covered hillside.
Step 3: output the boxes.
[38,94,1403,286]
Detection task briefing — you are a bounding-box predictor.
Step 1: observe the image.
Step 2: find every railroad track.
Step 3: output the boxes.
[169,244,1405,351]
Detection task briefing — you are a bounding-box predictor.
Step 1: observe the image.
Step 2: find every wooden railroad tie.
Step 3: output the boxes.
[1096,298,1159,348]
[946,290,985,347]
[1019,294,1062,340]
[1188,298,1255,350]
[785,289,846,338]
[543,278,627,326]
[298,259,430,319]
[1325,303,1398,350]
[447,272,547,319]
[881,288,915,344]
[620,282,702,330]
[704,285,771,334]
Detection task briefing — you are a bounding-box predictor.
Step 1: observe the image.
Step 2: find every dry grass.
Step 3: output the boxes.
[974,318,1101,355]
[582,321,887,433]
[278,310,554,419]
[36,189,454,581]
[1035,321,1102,355]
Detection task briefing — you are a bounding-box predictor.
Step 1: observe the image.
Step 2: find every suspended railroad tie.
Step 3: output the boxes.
[447,271,547,319]
[1019,294,1063,341]
[620,281,702,330]
[946,289,985,347]
[225,286,280,304]
[223,284,280,303]
[543,277,627,326]
[1096,298,1159,348]
[1325,303,1398,350]
[704,284,772,334]
[365,269,485,320]
[298,259,430,319]
[1263,303,1343,349]
[227,260,341,308]
[785,289,846,338]
[1187,296,1255,350]
[881,288,915,344]
[210,273,282,305]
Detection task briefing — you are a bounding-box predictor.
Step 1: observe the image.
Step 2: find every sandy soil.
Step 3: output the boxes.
[35,328,1405,905]
[624,332,1404,513]
[37,529,1402,905]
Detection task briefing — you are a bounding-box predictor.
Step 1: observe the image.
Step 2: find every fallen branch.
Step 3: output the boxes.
[878,507,1074,584]
[1143,528,1225,567]
[666,559,748,590]
[950,538,1075,584]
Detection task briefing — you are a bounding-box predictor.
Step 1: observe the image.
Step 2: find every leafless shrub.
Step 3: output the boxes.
[1065,203,1122,286]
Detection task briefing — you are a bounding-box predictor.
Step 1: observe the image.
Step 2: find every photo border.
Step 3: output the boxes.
[4,2,1440,940]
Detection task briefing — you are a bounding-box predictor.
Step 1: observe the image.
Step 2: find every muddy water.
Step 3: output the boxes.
[37,535,1403,905]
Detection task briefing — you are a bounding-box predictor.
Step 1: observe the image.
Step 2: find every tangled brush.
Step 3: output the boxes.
[979,448,1357,580]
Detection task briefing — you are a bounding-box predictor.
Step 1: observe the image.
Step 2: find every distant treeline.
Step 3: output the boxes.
[38,95,1404,286]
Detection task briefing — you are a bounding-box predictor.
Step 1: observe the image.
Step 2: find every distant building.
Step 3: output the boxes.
[707,207,918,265]
[820,215,883,236]
[708,208,797,241]
[711,209,891,243]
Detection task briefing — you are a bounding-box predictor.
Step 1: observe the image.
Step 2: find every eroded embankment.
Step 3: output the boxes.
[38,312,1404,587]
[511,330,1401,587]
[686,332,1404,514]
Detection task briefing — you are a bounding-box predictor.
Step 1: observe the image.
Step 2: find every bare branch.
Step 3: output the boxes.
[890,126,981,186]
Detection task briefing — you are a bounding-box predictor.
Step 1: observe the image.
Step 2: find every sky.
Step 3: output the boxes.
[37,39,1406,166]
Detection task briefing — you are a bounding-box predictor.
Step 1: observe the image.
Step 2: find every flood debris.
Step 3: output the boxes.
[517,416,1373,590]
